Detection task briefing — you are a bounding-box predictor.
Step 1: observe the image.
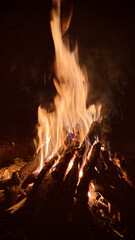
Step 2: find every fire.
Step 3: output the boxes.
[37,0,101,173]
[64,151,77,179]
[88,180,96,201]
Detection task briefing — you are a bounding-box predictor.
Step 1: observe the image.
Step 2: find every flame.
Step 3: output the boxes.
[88,180,96,205]
[78,139,98,184]
[64,151,77,179]
[37,0,101,172]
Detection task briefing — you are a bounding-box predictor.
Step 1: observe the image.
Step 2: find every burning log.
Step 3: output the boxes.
[14,139,79,239]
[42,154,80,231]
[0,133,72,207]
[87,121,101,144]
[9,123,99,234]
[97,148,135,196]
[72,142,101,232]
[98,149,129,191]
[15,138,101,239]
[93,168,135,221]
[77,142,101,202]
[24,139,78,210]
[0,127,135,240]
[0,121,100,208]
[91,150,135,232]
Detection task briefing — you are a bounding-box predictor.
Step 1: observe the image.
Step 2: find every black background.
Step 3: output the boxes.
[0,0,135,150]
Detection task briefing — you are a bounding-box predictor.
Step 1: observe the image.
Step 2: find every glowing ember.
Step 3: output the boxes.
[36,0,101,174]
[88,180,97,205]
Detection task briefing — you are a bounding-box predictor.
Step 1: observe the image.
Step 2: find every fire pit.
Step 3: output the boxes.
[0,0,135,239]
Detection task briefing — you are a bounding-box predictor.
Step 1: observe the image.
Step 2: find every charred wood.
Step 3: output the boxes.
[87,121,101,144]
[6,197,27,215]
[24,140,77,202]
[93,169,135,217]
[3,151,41,206]
[98,149,135,194]
[72,142,101,234]
[77,142,101,202]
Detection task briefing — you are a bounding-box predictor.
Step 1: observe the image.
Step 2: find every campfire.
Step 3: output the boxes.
[0,0,135,239]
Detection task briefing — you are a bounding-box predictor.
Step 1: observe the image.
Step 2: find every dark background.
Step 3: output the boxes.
[0,0,135,152]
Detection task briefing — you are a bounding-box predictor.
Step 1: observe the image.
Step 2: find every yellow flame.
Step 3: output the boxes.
[37,0,101,172]
[88,180,97,205]
[64,151,77,179]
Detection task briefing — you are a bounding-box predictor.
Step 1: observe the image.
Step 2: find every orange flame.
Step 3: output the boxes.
[37,0,101,172]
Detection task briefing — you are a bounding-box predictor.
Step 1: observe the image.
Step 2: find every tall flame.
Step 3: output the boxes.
[37,0,101,172]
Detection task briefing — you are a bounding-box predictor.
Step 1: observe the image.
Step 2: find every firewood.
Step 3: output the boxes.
[0,158,26,183]
[2,139,65,207]
[0,190,5,206]
[26,120,100,210]
[98,149,134,193]
[2,151,41,206]
[93,169,135,214]
[0,158,26,190]
[72,142,101,232]
[27,139,79,205]
[44,154,80,230]
[6,197,27,215]
[77,142,101,201]
[2,121,100,208]
[16,139,79,239]
[28,140,87,232]
[112,156,135,189]
[87,121,101,144]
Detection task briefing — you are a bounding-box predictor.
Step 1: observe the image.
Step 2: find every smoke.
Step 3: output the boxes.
[78,47,127,146]
[65,0,129,146]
